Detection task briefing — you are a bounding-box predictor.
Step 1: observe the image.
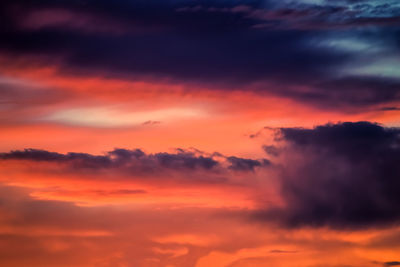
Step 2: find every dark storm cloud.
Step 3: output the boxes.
[256,121,400,229]
[0,0,399,109]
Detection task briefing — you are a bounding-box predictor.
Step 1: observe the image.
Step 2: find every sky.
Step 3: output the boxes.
[0,0,400,266]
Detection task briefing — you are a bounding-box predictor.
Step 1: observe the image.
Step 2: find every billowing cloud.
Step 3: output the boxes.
[256,121,400,229]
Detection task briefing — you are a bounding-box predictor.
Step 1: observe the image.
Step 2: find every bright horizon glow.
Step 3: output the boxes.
[43,106,206,127]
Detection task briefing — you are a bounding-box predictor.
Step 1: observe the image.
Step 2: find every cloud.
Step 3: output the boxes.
[262,145,280,157]
[0,149,113,168]
[142,120,161,126]
[227,156,270,171]
[0,147,269,174]
[379,107,400,111]
[178,1,400,30]
[1,0,399,111]
[256,121,400,229]
[312,76,400,107]
[269,249,297,253]
[0,77,70,123]
[19,8,128,34]
[0,148,218,171]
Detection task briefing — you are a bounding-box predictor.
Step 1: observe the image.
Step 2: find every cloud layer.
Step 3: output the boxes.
[0,0,399,110]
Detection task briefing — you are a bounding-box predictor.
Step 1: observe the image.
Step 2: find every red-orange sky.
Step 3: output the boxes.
[1,1,400,266]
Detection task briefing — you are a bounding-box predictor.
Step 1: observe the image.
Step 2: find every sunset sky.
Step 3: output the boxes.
[1,0,400,266]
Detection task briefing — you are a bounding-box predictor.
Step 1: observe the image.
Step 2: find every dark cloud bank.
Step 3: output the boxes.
[257,121,400,229]
[1,0,400,109]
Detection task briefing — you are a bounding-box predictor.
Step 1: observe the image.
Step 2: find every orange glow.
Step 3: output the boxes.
[1,43,399,266]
